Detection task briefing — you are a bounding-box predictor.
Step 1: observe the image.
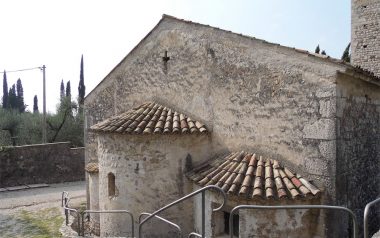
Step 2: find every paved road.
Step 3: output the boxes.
[0,181,86,237]
[0,181,86,210]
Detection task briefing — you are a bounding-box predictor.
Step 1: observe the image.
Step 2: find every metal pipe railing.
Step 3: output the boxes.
[139,212,182,237]
[61,191,81,236]
[139,185,226,238]
[188,232,202,237]
[229,205,358,238]
[82,210,134,237]
[61,191,70,225]
[364,197,380,238]
[61,191,69,207]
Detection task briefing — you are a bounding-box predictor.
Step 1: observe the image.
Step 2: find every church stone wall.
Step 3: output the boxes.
[97,133,211,237]
[336,73,380,237]
[85,16,344,196]
[84,17,380,237]
[351,0,380,77]
[192,185,324,238]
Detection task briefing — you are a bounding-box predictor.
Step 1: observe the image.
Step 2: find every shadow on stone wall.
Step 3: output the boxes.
[0,142,85,187]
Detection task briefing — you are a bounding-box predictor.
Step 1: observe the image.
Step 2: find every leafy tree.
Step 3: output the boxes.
[33,95,39,113]
[0,108,43,145]
[315,45,320,54]
[47,97,81,145]
[2,71,8,109]
[0,109,21,145]
[78,55,85,107]
[341,43,351,63]
[60,79,65,100]
[8,84,17,109]
[16,78,25,112]
[321,50,327,55]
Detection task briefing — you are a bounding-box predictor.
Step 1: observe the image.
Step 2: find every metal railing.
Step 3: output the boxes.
[81,210,134,237]
[229,205,358,238]
[61,191,81,236]
[61,191,70,225]
[139,185,227,238]
[188,232,202,237]
[364,197,380,238]
[139,212,182,237]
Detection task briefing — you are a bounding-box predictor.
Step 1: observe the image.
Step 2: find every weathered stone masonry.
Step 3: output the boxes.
[352,0,380,77]
[336,74,380,237]
[84,15,380,237]
[0,142,85,187]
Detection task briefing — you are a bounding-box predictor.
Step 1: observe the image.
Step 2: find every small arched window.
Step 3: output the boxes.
[108,172,116,197]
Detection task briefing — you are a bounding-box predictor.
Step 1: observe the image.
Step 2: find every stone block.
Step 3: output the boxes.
[318,141,336,161]
[316,86,336,98]
[303,119,336,140]
[319,98,336,118]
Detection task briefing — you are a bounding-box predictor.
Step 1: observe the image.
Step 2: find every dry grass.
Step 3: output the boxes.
[0,207,64,238]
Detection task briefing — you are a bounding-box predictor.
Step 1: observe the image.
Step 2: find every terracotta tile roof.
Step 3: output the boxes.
[85,163,99,173]
[90,102,208,135]
[187,151,321,200]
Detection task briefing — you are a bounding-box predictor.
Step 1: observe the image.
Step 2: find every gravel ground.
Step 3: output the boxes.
[0,181,86,237]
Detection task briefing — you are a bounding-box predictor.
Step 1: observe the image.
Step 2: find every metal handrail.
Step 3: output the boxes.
[61,191,69,207]
[139,185,226,238]
[62,201,81,235]
[81,210,134,237]
[364,197,380,238]
[188,232,202,237]
[61,191,70,225]
[139,212,182,237]
[229,205,358,238]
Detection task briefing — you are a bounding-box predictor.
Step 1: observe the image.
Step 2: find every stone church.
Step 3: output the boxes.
[84,0,380,237]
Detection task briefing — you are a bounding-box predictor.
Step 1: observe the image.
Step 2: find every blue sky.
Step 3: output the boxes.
[0,0,350,112]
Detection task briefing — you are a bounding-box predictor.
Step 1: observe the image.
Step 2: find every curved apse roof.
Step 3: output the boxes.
[90,102,208,135]
[187,151,321,200]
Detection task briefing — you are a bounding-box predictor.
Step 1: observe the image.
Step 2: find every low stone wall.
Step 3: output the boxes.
[0,142,85,187]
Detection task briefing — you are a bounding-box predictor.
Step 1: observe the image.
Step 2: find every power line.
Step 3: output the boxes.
[0,66,42,74]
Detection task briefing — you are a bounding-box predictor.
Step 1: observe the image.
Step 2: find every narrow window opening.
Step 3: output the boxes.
[223,211,239,237]
[108,172,116,197]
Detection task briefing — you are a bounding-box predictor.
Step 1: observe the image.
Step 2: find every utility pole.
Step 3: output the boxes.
[41,65,47,143]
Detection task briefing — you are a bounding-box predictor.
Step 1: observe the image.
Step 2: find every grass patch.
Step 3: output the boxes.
[14,207,64,238]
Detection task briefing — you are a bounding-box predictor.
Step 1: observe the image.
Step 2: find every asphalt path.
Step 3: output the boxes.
[0,181,86,210]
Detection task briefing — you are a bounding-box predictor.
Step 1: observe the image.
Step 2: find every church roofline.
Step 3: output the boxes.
[90,101,209,135]
[86,14,380,101]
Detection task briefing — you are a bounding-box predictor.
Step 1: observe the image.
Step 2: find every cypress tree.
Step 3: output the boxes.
[321,50,327,55]
[16,78,25,112]
[78,55,85,106]
[66,81,71,98]
[2,70,8,109]
[60,79,65,100]
[8,84,17,109]
[65,81,72,115]
[33,95,39,113]
[315,45,320,54]
[341,43,351,63]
